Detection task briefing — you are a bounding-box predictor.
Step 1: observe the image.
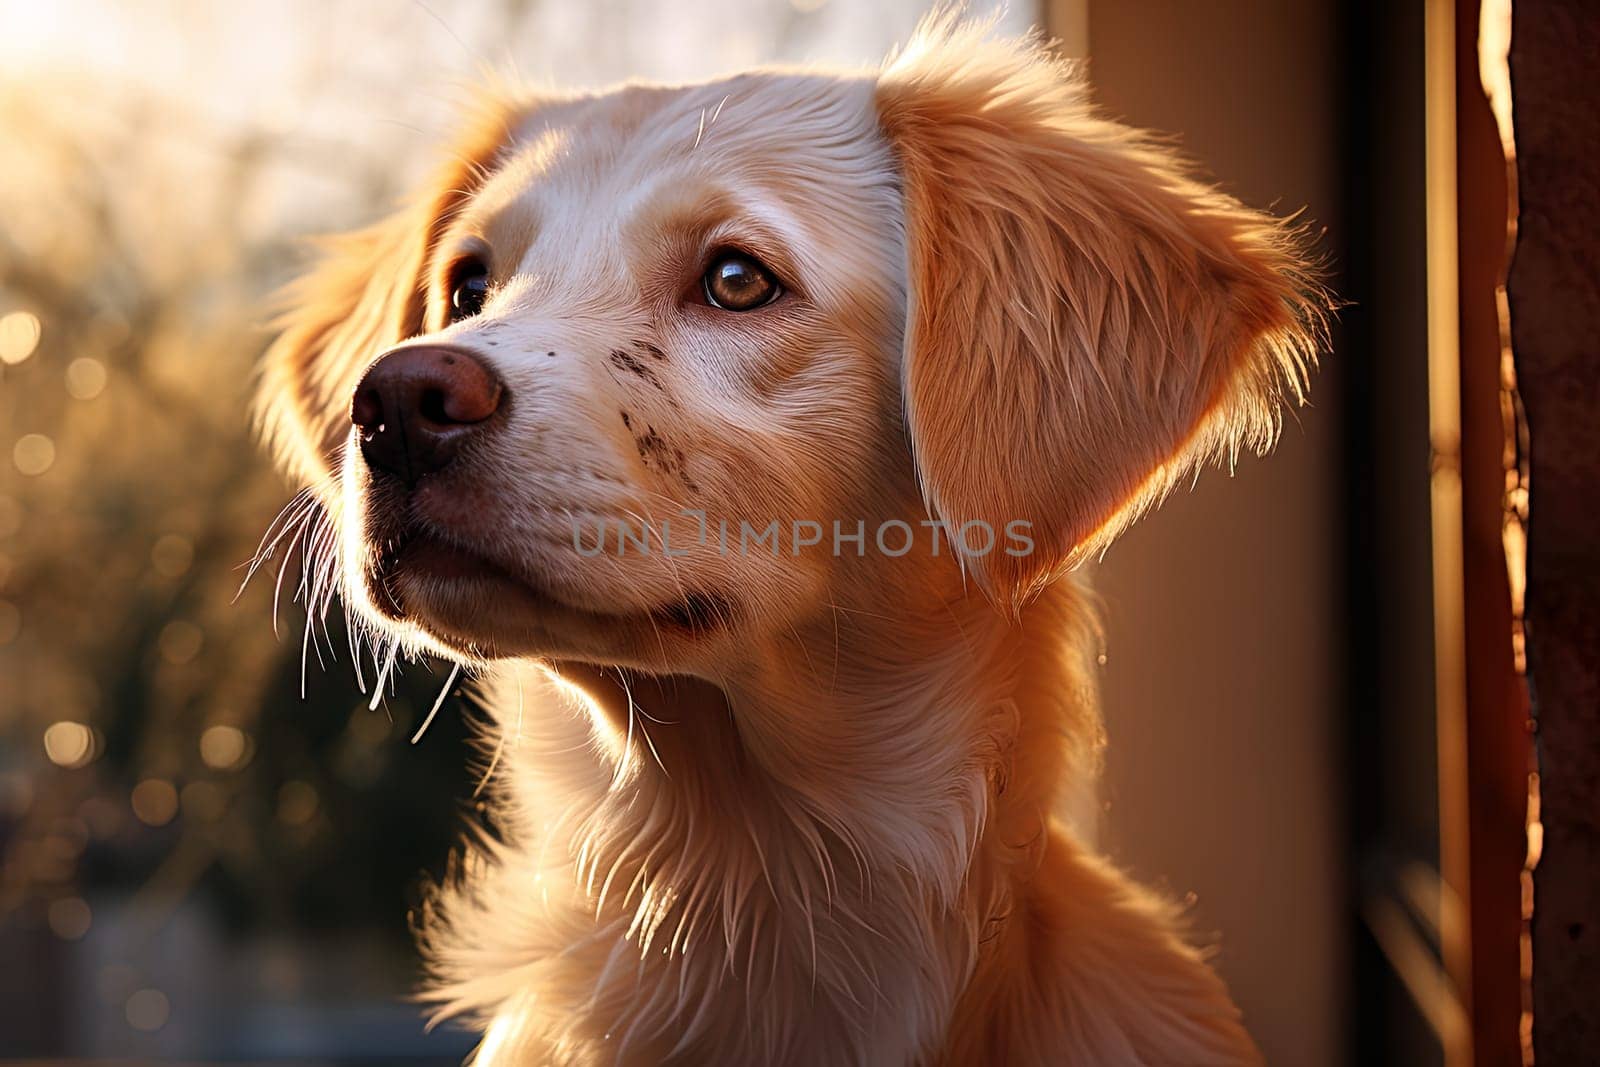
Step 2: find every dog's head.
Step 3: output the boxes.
[257,21,1324,672]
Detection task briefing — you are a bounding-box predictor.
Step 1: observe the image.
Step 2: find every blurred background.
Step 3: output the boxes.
[0,1,1530,1064]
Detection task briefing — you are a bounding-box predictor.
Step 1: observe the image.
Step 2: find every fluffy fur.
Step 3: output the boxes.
[256,16,1325,1066]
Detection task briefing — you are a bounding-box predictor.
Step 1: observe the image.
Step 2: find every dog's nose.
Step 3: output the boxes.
[350,345,503,484]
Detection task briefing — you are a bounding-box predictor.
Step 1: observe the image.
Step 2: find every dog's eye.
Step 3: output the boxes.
[702,251,781,311]
[449,259,490,322]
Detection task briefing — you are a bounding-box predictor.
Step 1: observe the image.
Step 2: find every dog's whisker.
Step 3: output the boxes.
[243,488,328,641]
[239,487,316,590]
[344,598,367,693]
[412,661,461,744]
[296,510,337,699]
[370,640,400,712]
[301,520,334,669]
[299,599,316,699]
[268,513,311,639]
[268,507,315,640]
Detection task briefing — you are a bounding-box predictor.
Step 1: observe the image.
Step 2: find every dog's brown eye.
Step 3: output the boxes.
[702,252,780,311]
[449,260,490,322]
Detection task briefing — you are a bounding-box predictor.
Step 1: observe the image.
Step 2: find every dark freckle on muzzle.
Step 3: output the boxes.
[609,349,663,390]
[632,424,698,491]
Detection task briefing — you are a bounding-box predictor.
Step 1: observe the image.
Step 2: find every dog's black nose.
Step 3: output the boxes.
[350,345,503,484]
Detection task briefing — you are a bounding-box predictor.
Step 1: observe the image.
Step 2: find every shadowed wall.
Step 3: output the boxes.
[1083,3,1347,1063]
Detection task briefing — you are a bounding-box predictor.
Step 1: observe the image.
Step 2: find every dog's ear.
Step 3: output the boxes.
[876,21,1327,610]
[256,96,528,487]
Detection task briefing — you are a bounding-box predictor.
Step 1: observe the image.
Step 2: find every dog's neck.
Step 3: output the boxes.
[437,576,1101,1061]
[569,574,1093,875]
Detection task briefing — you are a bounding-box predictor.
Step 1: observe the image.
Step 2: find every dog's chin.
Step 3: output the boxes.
[357,531,732,665]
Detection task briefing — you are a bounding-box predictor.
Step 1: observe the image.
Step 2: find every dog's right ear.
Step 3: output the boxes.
[876,19,1328,612]
[256,96,528,487]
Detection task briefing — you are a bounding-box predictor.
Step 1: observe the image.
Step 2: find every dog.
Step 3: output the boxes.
[256,15,1324,1065]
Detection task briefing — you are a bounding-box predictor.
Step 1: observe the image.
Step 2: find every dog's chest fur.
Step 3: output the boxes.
[417,588,1095,1066]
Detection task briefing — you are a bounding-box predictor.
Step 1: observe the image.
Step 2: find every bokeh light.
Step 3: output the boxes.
[0,309,41,364]
[156,620,203,664]
[150,533,194,578]
[47,897,93,940]
[130,779,178,826]
[12,432,55,476]
[42,721,96,768]
[198,724,250,770]
[125,988,170,1032]
[65,355,108,399]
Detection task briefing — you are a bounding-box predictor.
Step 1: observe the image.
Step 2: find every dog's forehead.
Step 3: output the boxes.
[544,72,880,178]
[480,71,897,234]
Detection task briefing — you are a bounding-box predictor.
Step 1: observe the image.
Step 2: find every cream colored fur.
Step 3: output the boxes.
[256,15,1325,1066]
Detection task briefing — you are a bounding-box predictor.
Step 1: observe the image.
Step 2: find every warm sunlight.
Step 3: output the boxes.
[1,2,1577,1064]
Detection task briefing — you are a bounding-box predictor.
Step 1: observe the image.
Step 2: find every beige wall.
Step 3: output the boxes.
[1068,2,1347,1063]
